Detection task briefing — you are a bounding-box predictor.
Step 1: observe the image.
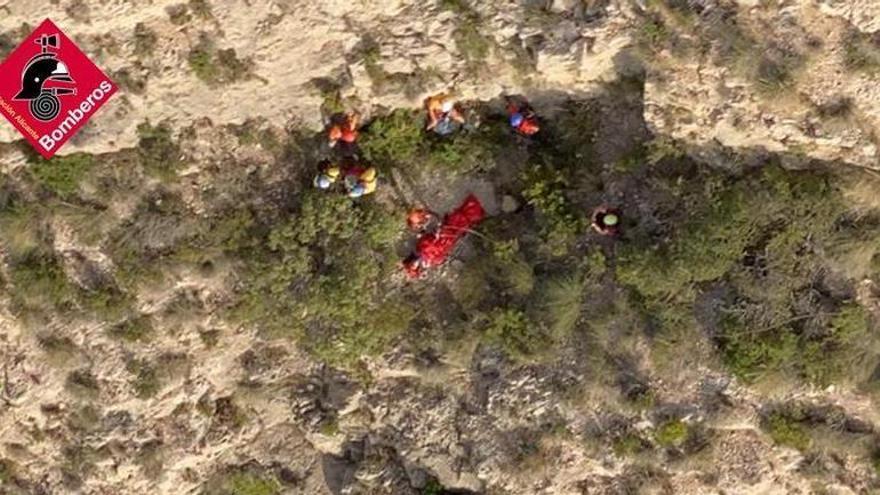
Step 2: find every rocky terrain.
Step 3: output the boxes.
[1,1,880,494]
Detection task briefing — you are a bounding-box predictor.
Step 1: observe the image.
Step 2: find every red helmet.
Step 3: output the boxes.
[518,118,540,136]
[341,128,358,143]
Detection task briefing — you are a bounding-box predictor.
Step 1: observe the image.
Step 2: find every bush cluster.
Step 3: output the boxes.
[617,158,878,385]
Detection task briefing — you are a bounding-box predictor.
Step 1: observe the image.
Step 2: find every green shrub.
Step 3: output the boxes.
[719,300,872,385]
[440,0,490,66]
[229,121,283,155]
[613,433,645,456]
[234,191,407,368]
[0,458,15,483]
[324,298,413,357]
[616,177,757,300]
[638,17,670,49]
[81,287,136,323]
[228,473,279,495]
[137,121,181,179]
[0,32,17,60]
[843,29,880,73]
[360,109,424,166]
[317,86,346,116]
[454,20,490,65]
[448,260,492,312]
[829,304,871,341]
[61,442,99,485]
[188,46,213,80]
[755,52,798,94]
[483,307,544,359]
[615,161,868,385]
[765,412,810,451]
[424,122,505,173]
[488,239,535,297]
[319,418,340,436]
[31,153,95,198]
[654,419,688,447]
[200,329,220,348]
[362,106,505,177]
[800,303,874,385]
[112,67,147,95]
[204,471,281,495]
[422,479,445,495]
[360,38,389,91]
[166,207,259,271]
[65,369,100,397]
[204,208,259,254]
[645,137,686,165]
[717,311,798,383]
[188,33,252,85]
[127,359,161,398]
[0,206,137,325]
[0,205,45,262]
[133,23,157,57]
[8,252,78,315]
[108,316,153,342]
[538,273,585,339]
[439,0,470,12]
[550,100,597,166]
[871,449,880,476]
[38,333,79,362]
[521,164,584,257]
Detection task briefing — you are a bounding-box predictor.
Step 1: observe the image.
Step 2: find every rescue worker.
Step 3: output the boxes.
[314,161,342,190]
[425,94,465,135]
[507,99,540,136]
[591,206,621,236]
[343,166,378,198]
[328,112,360,148]
[402,195,485,279]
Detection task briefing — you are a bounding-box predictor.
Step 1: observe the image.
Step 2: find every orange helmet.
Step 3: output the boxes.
[328,125,343,141]
[407,208,432,231]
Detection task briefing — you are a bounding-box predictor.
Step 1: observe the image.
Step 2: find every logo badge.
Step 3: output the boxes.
[0,19,117,159]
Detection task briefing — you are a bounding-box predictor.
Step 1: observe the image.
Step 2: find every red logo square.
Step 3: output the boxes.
[0,19,117,159]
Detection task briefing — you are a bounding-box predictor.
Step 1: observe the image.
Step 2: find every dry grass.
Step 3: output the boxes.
[843,171,880,215]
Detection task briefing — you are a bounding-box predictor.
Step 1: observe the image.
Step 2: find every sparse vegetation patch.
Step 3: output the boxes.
[188,33,253,85]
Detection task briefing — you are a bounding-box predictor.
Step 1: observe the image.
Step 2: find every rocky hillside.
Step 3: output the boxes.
[1,1,880,494]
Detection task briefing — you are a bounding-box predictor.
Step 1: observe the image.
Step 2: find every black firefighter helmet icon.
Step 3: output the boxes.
[13,33,77,122]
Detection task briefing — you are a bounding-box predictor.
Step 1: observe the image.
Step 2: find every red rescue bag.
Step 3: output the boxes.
[407,195,485,275]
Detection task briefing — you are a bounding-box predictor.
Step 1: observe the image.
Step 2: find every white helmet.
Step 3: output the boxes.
[441,100,454,113]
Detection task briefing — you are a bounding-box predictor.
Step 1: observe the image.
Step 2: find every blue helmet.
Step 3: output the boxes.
[509,112,524,128]
[349,183,366,198]
[315,174,333,189]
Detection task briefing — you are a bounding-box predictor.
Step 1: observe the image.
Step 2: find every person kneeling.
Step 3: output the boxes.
[344,166,377,198]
